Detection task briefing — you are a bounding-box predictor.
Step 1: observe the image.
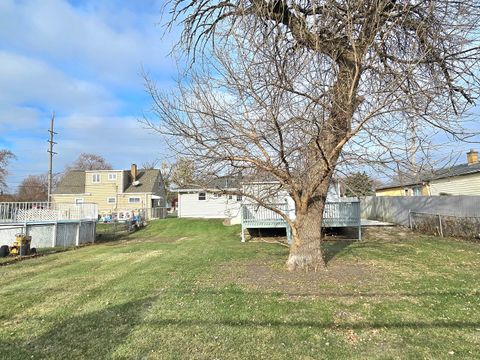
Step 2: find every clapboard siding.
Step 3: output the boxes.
[430,172,480,195]
[178,193,241,220]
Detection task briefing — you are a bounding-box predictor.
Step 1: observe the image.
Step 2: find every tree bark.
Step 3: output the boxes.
[286,197,326,271]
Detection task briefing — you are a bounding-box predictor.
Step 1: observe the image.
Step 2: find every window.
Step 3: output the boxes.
[128,197,141,204]
[412,186,422,196]
[236,195,243,202]
[75,198,84,204]
[213,193,221,198]
[108,173,117,181]
[198,192,206,201]
[107,197,116,204]
[228,195,233,200]
[92,173,100,183]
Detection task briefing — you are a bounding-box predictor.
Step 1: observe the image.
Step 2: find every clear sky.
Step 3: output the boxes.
[0,0,177,191]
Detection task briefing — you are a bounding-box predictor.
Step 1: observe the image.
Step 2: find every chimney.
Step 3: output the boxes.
[467,149,478,165]
[131,163,138,181]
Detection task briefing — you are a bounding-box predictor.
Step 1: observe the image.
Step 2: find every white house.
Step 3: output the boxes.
[176,177,342,223]
[176,177,243,223]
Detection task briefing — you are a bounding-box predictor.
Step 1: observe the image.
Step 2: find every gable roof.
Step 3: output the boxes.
[53,169,161,194]
[124,169,160,193]
[428,161,480,180]
[54,170,86,194]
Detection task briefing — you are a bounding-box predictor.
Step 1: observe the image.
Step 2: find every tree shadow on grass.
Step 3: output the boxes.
[322,240,356,264]
[1,291,478,359]
[0,296,157,360]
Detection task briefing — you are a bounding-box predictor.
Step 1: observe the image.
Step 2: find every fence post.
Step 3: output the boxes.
[76,221,81,246]
[438,214,444,237]
[52,221,57,247]
[408,210,412,229]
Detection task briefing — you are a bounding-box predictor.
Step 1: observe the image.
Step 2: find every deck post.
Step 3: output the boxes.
[286,225,292,244]
[240,204,245,242]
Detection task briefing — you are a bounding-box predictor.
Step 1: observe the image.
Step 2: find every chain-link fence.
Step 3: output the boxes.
[409,211,480,241]
[95,221,130,242]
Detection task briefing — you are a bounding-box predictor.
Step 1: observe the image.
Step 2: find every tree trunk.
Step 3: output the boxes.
[286,197,326,271]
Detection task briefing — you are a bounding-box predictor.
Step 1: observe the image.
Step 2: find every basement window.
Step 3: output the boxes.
[198,192,206,201]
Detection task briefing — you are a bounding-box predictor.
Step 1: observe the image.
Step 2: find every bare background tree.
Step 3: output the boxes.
[146,1,480,270]
[0,150,15,194]
[170,158,195,188]
[65,153,113,171]
[16,174,49,202]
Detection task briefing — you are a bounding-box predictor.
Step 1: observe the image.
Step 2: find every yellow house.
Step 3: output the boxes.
[375,182,429,197]
[52,164,166,219]
[376,149,480,196]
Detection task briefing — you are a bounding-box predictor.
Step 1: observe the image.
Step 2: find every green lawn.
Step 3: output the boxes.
[0,219,479,359]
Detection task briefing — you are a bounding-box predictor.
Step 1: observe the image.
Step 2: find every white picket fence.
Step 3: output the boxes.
[0,202,98,223]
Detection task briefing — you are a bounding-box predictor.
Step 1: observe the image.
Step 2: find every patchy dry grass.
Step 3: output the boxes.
[0,219,479,359]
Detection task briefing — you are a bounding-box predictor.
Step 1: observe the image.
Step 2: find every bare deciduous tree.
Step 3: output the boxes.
[0,150,15,193]
[66,153,112,171]
[147,1,480,270]
[16,174,49,202]
[170,158,195,187]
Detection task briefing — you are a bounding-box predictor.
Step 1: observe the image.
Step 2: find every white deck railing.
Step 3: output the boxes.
[241,200,362,242]
[323,201,361,227]
[0,202,98,223]
[241,201,360,227]
[242,203,289,227]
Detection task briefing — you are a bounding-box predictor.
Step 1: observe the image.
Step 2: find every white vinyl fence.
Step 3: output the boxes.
[0,202,98,223]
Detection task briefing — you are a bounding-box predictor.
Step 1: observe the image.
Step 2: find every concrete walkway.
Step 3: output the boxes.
[361,219,395,226]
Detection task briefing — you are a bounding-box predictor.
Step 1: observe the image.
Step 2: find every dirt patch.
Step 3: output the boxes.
[211,257,379,300]
[362,226,413,242]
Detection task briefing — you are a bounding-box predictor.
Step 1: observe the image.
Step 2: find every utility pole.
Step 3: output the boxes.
[408,119,417,174]
[47,112,57,203]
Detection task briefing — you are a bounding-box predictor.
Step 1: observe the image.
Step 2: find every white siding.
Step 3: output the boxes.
[178,192,241,222]
[430,173,480,196]
[178,181,340,223]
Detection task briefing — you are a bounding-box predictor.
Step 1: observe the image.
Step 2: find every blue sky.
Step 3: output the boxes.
[1,0,480,191]
[0,0,177,191]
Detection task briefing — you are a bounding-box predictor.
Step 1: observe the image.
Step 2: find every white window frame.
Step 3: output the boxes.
[236,194,243,202]
[75,198,84,205]
[128,197,141,204]
[198,192,206,201]
[92,173,101,183]
[107,197,116,204]
[108,173,117,181]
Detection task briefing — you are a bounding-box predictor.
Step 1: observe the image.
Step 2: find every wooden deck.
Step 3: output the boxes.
[241,201,361,243]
